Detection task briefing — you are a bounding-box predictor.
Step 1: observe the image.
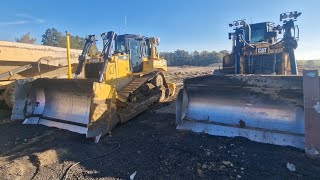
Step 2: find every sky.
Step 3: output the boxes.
[0,0,319,60]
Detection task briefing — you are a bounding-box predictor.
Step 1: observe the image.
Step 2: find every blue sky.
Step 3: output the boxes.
[0,0,318,60]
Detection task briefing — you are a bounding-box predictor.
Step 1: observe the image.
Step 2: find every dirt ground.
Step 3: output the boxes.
[0,66,320,180]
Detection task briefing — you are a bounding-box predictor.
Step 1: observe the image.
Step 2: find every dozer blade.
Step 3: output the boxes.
[176,75,312,149]
[11,78,118,142]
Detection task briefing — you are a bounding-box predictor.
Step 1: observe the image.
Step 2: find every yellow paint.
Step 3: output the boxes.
[149,37,160,59]
[85,35,176,107]
[66,32,72,79]
[167,82,176,96]
[92,82,116,100]
[114,54,131,78]
[90,82,117,123]
[283,53,291,74]
[142,58,168,73]
[104,54,131,82]
[13,34,176,138]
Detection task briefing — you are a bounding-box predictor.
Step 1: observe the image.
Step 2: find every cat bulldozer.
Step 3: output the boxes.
[176,11,320,150]
[11,31,175,142]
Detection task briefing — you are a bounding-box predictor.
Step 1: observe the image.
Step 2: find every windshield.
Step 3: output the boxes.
[129,38,139,55]
[251,28,265,43]
[115,38,126,52]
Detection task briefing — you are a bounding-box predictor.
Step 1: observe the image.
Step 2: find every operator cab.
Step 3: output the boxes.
[249,22,276,44]
[115,34,150,73]
[229,21,277,45]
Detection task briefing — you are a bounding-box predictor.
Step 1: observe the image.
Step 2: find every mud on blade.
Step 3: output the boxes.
[12,78,118,141]
[176,75,310,149]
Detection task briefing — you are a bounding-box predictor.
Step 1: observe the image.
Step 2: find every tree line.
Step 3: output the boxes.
[15,30,228,66]
[161,50,228,66]
[15,28,98,54]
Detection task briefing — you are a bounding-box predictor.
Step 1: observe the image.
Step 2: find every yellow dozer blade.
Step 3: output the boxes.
[11,73,171,142]
[176,75,313,149]
[11,78,118,142]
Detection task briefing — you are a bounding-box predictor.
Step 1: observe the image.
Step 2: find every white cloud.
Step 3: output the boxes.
[0,20,29,25]
[0,13,45,26]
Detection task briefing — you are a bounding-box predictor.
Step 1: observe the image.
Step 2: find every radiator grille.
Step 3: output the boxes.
[244,53,283,74]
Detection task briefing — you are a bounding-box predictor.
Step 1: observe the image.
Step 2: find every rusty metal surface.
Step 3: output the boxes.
[303,70,320,158]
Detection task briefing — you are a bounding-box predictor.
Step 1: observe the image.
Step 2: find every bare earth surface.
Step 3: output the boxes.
[0,66,320,180]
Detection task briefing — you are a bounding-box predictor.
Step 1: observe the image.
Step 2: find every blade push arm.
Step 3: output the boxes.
[75,35,96,76]
[99,31,116,83]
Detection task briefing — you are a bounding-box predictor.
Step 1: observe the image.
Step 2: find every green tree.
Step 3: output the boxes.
[15,32,37,44]
[161,49,229,66]
[41,28,98,52]
[219,50,229,55]
[41,28,63,47]
[69,35,85,49]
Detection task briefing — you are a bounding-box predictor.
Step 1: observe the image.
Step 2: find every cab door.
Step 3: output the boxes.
[128,38,143,73]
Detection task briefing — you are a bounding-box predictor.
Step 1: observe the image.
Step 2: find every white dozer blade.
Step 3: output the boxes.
[11,78,118,142]
[176,75,312,149]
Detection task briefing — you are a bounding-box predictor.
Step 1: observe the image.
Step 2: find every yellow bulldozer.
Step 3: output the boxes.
[11,31,175,142]
[176,11,320,151]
